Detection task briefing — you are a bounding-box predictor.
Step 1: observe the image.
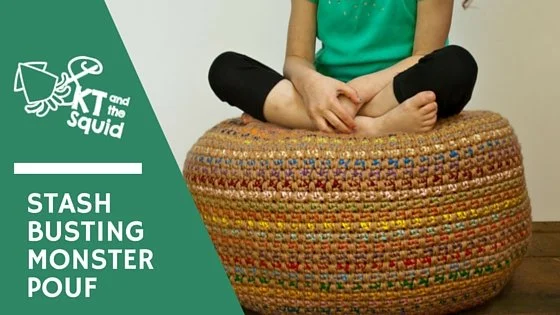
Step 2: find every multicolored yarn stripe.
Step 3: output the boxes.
[183,111,532,315]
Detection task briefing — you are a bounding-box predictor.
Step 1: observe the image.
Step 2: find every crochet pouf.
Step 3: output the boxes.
[183,111,532,315]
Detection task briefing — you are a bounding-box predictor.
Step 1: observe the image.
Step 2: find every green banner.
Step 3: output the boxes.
[0,0,242,313]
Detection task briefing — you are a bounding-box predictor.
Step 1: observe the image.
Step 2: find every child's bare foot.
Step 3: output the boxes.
[241,113,258,124]
[354,91,438,136]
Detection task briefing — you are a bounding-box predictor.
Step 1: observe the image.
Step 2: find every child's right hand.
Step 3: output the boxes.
[300,73,363,133]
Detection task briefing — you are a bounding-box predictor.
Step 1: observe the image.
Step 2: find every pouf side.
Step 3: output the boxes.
[184,111,532,315]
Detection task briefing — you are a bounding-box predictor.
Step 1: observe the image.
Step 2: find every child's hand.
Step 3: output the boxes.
[301,73,362,133]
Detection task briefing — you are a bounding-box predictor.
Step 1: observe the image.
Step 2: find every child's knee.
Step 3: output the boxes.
[208,51,244,100]
[440,45,478,87]
[427,46,478,117]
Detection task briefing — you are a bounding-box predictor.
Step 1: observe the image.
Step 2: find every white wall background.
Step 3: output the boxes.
[106,0,560,221]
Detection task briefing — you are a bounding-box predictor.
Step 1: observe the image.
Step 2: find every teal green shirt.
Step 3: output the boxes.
[308,0,417,82]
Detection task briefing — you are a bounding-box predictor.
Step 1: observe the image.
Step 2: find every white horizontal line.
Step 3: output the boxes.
[13,163,142,175]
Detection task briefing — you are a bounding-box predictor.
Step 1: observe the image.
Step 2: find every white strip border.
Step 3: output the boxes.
[13,163,142,175]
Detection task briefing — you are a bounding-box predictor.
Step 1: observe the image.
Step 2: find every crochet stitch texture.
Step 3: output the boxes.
[184,111,532,315]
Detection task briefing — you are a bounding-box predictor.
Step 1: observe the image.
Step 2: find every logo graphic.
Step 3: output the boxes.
[14,56,131,139]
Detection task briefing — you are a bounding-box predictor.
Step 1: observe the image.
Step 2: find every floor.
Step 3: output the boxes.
[243,222,560,315]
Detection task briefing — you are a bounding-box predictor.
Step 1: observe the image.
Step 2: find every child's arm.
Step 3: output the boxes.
[283,0,317,94]
[283,0,361,133]
[348,0,454,103]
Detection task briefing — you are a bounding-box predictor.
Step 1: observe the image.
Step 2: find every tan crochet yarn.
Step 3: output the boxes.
[183,111,532,315]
